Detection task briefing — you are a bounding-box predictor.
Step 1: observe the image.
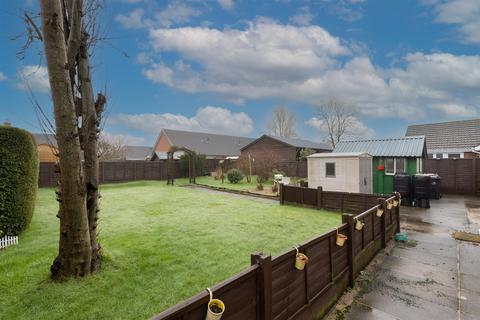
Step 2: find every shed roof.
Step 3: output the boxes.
[406,119,480,152]
[333,136,426,157]
[308,152,371,158]
[161,129,255,156]
[241,134,331,151]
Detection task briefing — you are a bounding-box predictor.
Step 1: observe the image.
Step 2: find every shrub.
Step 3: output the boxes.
[227,169,244,184]
[0,126,39,236]
[179,152,206,175]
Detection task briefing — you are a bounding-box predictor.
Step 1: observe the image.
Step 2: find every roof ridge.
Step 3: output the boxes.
[407,118,480,127]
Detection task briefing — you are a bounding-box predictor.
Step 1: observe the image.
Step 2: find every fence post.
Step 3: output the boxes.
[379,198,387,248]
[300,187,304,206]
[279,183,284,205]
[340,194,345,213]
[251,252,272,320]
[394,193,401,234]
[342,213,355,288]
[317,186,323,209]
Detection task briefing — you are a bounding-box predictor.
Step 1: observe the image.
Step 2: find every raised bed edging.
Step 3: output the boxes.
[190,183,279,200]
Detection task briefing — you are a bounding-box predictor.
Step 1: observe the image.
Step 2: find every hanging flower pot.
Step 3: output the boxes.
[377,164,385,171]
[294,247,309,270]
[205,288,225,320]
[387,201,393,210]
[336,228,347,247]
[376,208,384,217]
[355,219,365,231]
[392,199,399,207]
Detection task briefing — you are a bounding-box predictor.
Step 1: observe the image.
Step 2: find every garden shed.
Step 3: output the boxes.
[307,152,373,194]
[334,136,427,194]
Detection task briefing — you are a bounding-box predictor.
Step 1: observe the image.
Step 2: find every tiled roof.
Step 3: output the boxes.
[264,135,331,150]
[163,129,255,157]
[406,119,480,152]
[333,136,426,157]
[125,146,152,160]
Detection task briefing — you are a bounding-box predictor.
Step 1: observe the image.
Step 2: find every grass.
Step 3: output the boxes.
[0,181,340,320]
[179,175,261,191]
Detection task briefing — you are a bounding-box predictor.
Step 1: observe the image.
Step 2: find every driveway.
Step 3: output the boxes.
[330,195,480,320]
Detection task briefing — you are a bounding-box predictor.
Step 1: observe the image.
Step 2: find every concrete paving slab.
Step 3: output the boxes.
[329,195,480,320]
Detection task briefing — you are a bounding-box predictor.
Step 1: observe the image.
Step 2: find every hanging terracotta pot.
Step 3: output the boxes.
[205,288,225,320]
[392,199,399,207]
[294,247,309,270]
[355,219,364,231]
[387,201,393,210]
[336,229,347,246]
[376,208,384,217]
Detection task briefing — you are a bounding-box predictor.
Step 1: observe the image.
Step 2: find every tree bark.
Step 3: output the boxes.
[78,31,105,271]
[41,0,92,279]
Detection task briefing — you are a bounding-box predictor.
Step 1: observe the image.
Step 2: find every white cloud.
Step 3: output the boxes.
[430,103,478,117]
[322,0,365,22]
[289,6,313,26]
[115,8,145,29]
[116,2,202,30]
[111,106,254,136]
[155,1,202,27]
[0,72,6,81]
[141,20,480,120]
[218,0,235,11]
[16,65,50,93]
[101,131,148,146]
[306,116,375,140]
[427,0,480,43]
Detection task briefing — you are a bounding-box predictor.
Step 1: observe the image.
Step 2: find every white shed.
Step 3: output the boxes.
[307,152,373,194]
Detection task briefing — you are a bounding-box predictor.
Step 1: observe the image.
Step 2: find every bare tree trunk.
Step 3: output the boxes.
[41,0,92,279]
[78,32,105,272]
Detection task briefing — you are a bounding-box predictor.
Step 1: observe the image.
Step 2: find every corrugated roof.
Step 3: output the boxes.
[163,129,255,156]
[125,146,152,160]
[406,119,480,152]
[333,136,426,157]
[32,133,57,147]
[308,152,371,158]
[264,135,331,150]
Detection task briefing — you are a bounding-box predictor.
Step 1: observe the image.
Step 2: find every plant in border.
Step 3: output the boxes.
[227,169,245,184]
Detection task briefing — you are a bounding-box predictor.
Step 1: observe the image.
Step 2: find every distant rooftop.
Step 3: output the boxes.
[241,134,331,151]
[32,133,57,148]
[334,136,426,157]
[125,146,152,160]
[406,119,480,153]
[161,128,255,156]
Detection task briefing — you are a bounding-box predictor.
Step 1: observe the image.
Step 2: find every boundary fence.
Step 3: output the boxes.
[152,187,400,320]
[425,158,479,196]
[0,236,19,249]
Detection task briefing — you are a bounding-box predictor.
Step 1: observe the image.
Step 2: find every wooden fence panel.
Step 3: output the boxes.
[38,160,190,187]
[425,158,479,195]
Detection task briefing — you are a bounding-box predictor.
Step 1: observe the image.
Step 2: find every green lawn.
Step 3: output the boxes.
[0,181,340,320]
[179,175,262,191]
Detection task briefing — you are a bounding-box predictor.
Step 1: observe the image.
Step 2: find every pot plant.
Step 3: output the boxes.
[294,247,309,270]
[376,208,384,217]
[205,288,225,320]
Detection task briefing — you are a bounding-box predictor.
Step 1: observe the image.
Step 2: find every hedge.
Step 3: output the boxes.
[0,126,39,236]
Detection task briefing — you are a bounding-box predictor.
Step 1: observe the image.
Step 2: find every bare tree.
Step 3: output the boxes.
[39,0,106,279]
[266,106,297,138]
[314,99,356,148]
[98,135,127,161]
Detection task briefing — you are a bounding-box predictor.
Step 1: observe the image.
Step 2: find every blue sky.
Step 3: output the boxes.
[1,0,479,146]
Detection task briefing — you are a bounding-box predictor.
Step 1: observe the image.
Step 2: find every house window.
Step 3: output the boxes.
[448,153,461,159]
[427,154,434,159]
[384,158,394,174]
[326,162,335,177]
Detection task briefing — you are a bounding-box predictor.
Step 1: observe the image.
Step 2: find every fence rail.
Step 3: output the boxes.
[152,189,400,320]
[280,184,380,214]
[0,236,18,249]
